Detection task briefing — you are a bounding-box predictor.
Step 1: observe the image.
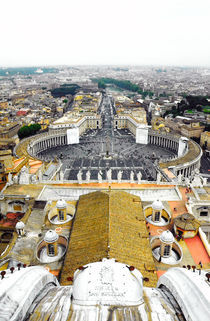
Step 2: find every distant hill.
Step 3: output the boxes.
[0,67,58,76]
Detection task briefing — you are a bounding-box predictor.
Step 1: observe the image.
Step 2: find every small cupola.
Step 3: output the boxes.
[160,230,174,258]
[15,221,25,236]
[152,200,163,222]
[56,199,67,221]
[44,230,59,257]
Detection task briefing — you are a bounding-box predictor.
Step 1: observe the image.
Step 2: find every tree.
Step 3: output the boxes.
[50,84,80,98]
[93,78,154,97]
[98,80,106,89]
[18,123,41,139]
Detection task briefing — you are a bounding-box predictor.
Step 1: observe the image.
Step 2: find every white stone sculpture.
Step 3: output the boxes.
[13,175,18,184]
[117,170,123,183]
[194,168,200,175]
[156,172,161,184]
[19,166,30,185]
[98,170,103,183]
[107,168,112,183]
[130,171,134,183]
[203,177,207,186]
[77,170,83,184]
[86,170,90,183]
[191,174,203,188]
[8,172,13,185]
[60,170,64,182]
[177,173,182,184]
[31,175,37,184]
[137,171,142,184]
[38,170,43,182]
[185,177,190,185]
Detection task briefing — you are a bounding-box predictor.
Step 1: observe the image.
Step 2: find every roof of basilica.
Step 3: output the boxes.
[60,190,157,287]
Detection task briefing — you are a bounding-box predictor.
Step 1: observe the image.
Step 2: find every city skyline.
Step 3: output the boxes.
[0,0,210,67]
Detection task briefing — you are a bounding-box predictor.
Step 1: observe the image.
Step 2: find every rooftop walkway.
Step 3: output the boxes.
[185,235,210,265]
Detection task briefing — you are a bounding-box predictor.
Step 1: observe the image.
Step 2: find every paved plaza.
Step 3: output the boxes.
[38,95,176,181]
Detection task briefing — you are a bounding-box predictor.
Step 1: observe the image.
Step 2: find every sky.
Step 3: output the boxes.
[0,0,210,67]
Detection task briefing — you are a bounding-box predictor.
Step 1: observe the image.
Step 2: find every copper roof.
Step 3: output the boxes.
[174,213,200,231]
[60,191,157,287]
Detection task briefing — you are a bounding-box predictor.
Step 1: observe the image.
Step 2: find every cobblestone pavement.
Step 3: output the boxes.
[38,95,176,181]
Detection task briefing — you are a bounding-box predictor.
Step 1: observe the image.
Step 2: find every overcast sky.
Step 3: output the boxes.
[0,0,210,67]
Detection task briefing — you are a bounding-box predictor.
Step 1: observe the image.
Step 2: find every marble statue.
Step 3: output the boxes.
[194,168,200,175]
[13,175,18,184]
[137,171,142,184]
[203,177,207,186]
[38,170,43,182]
[191,173,203,188]
[98,170,103,183]
[60,170,64,182]
[177,172,182,184]
[77,170,83,184]
[117,170,123,183]
[86,170,90,183]
[156,172,161,184]
[31,175,37,184]
[8,172,13,185]
[187,196,193,204]
[19,166,30,184]
[185,177,190,186]
[107,168,112,183]
[130,171,134,183]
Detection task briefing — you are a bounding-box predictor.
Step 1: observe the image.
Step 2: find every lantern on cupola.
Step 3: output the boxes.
[151,200,163,223]
[44,230,59,257]
[56,199,67,222]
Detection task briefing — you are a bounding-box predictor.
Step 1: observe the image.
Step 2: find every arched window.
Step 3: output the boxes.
[155,211,160,222]
[164,245,170,256]
[48,244,54,256]
[59,210,64,220]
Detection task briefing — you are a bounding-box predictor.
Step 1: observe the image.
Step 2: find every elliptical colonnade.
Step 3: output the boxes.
[27,130,202,179]
[148,131,179,153]
[148,131,202,178]
[28,133,67,155]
